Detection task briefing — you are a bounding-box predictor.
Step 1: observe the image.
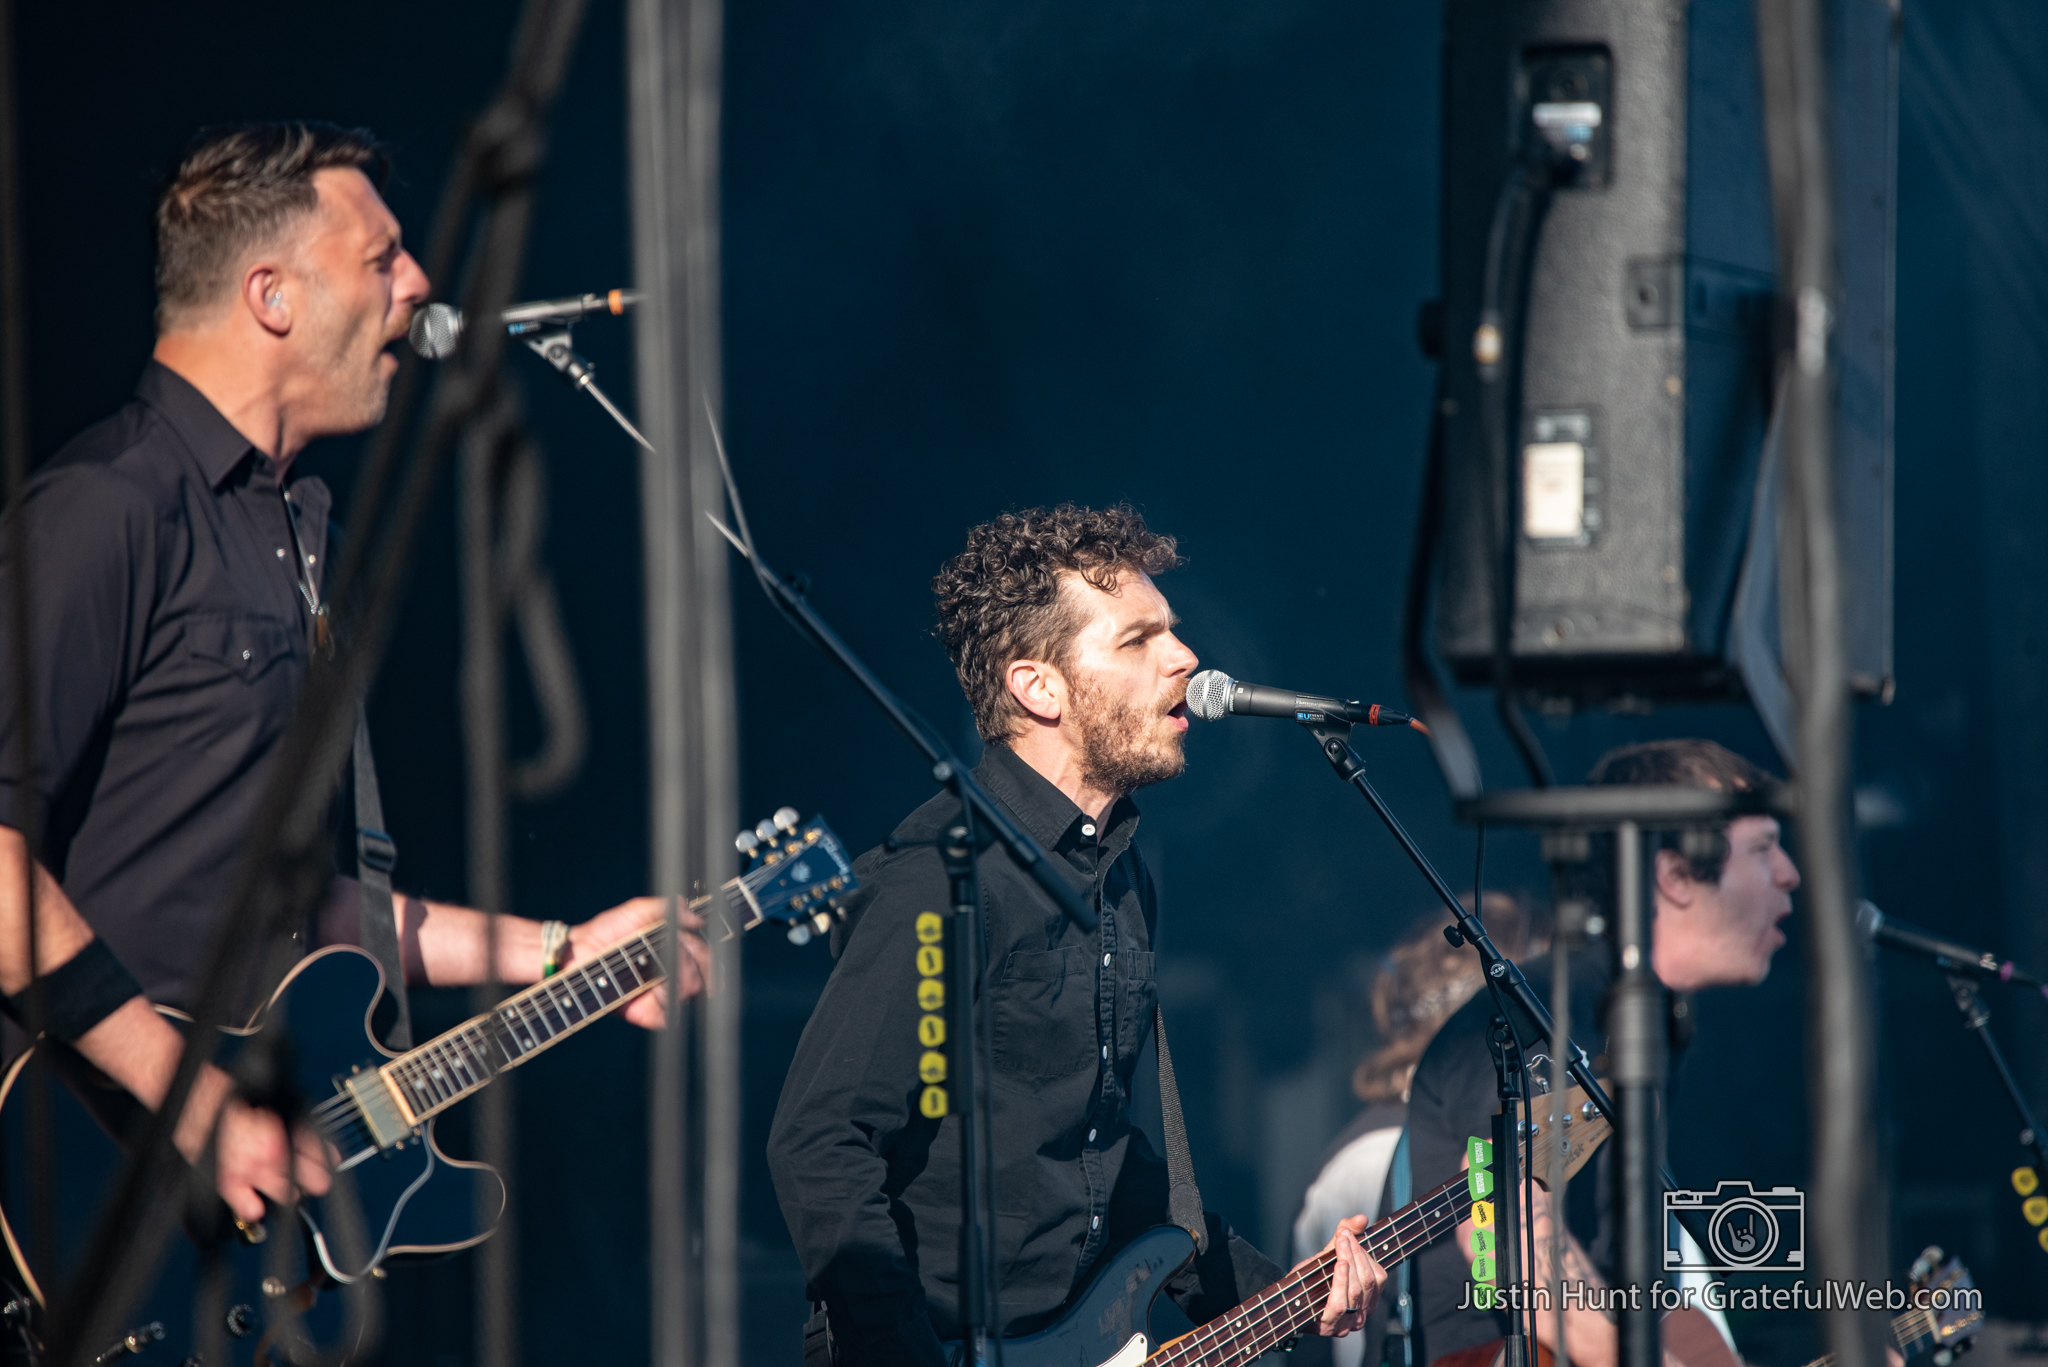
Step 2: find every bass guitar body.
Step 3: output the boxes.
[0,946,500,1359]
[950,1225,1196,1367]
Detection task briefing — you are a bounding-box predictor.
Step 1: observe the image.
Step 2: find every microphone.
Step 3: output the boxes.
[407,289,643,360]
[1185,669,1424,731]
[1857,900,2046,992]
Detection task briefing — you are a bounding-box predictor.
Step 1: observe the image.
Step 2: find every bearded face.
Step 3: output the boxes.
[1068,665,1189,795]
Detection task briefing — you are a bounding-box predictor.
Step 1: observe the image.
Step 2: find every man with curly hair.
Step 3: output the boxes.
[769,504,1384,1364]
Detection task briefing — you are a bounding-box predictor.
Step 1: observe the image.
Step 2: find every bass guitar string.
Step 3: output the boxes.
[1150,1181,1468,1365]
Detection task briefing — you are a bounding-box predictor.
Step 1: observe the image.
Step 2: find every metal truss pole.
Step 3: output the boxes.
[629,0,738,1362]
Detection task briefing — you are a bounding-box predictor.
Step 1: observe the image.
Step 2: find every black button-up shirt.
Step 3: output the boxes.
[767,742,1279,1363]
[0,362,329,1012]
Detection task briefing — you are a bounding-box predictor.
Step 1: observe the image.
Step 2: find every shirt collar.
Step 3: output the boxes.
[976,742,1140,852]
[135,360,263,489]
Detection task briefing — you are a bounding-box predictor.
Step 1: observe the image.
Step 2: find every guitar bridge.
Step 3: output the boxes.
[344,1069,417,1151]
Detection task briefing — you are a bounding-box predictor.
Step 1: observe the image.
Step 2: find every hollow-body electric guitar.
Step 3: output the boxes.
[976,1085,1611,1367]
[0,810,855,1314]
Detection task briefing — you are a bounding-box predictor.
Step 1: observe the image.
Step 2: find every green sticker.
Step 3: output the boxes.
[1471,1255,1496,1283]
[1470,1228,1494,1255]
[1472,1283,1497,1310]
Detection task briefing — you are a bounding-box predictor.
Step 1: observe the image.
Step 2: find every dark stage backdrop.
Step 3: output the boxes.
[10,1,2048,1363]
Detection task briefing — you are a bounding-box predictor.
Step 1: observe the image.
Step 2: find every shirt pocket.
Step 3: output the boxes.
[1115,950,1158,1064]
[184,613,297,683]
[991,946,1099,1080]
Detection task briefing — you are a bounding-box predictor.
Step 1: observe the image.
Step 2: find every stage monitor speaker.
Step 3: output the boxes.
[1426,0,1896,736]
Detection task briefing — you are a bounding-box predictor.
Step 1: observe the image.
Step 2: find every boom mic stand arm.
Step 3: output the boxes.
[1300,721,1608,1114]
[1940,972,2048,1176]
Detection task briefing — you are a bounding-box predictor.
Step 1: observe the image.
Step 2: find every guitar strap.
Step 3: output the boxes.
[1153,1003,1209,1255]
[353,704,412,1049]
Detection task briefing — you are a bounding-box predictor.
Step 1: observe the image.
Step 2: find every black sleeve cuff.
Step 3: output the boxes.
[6,937,143,1041]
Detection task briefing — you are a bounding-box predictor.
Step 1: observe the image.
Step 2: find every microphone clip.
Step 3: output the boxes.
[1300,717,1368,784]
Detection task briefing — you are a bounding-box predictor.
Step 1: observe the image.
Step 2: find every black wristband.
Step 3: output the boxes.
[6,937,144,1042]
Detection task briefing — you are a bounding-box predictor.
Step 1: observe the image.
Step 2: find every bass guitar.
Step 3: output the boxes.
[0,809,854,1318]
[978,1084,1612,1367]
[1796,1246,1983,1367]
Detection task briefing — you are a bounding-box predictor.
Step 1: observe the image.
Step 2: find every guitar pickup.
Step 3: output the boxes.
[344,1068,417,1152]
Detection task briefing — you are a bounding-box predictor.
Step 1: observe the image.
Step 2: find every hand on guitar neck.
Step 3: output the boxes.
[319,887,715,1031]
[1303,1214,1392,1338]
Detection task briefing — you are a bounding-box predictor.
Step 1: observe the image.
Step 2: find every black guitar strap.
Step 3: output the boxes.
[353,705,411,1049]
[1154,1003,1209,1254]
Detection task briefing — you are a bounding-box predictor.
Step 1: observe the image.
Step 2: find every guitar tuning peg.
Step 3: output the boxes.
[735,830,761,857]
[810,910,834,936]
[786,921,814,946]
[773,807,800,832]
[754,818,779,843]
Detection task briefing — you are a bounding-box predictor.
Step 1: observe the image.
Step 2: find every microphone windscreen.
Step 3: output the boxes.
[1186,670,1234,722]
[408,302,464,360]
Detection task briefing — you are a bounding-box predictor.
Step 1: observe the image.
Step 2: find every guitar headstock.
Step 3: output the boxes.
[732,809,858,944]
[1513,1081,1614,1190]
[1904,1246,1983,1363]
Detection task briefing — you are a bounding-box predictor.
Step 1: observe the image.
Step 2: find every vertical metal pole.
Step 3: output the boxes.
[1610,821,1659,1367]
[630,0,738,1361]
[461,404,520,1367]
[1549,930,1569,1367]
[1756,2,1883,1364]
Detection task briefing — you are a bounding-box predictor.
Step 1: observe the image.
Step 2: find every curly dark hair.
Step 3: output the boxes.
[934,504,1185,742]
[155,121,389,331]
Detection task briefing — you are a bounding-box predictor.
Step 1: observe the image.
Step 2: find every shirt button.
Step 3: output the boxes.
[1088,1128,1097,1142]
[276,548,287,559]
[1081,823,1096,838]
[1101,1044,1109,1060]
[1102,953,1111,967]
[1091,1215,1100,1230]
[241,649,251,660]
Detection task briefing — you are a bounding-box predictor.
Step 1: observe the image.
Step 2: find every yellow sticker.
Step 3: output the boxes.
[920,1085,948,1118]
[917,945,944,977]
[919,1014,946,1047]
[1470,1200,1495,1230]
[918,979,944,1011]
[920,1050,948,1084]
[916,912,944,944]
[2025,1195,2048,1227]
[2040,1226,2048,1255]
[2015,1167,2040,1197]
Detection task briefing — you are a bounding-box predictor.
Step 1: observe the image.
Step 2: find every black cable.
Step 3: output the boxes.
[1476,152,1564,790]
[1401,374,1484,799]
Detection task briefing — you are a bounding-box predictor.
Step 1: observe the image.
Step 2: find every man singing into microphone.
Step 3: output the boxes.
[0,122,706,1225]
[768,505,1384,1364]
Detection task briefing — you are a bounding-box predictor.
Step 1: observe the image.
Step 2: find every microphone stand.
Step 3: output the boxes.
[1298,721,1610,1120]
[523,325,658,452]
[1936,972,2048,1177]
[1296,719,1736,1364]
[701,423,1099,1367]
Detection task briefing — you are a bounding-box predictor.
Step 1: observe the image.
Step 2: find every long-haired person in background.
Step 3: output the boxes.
[1290,895,1545,1367]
